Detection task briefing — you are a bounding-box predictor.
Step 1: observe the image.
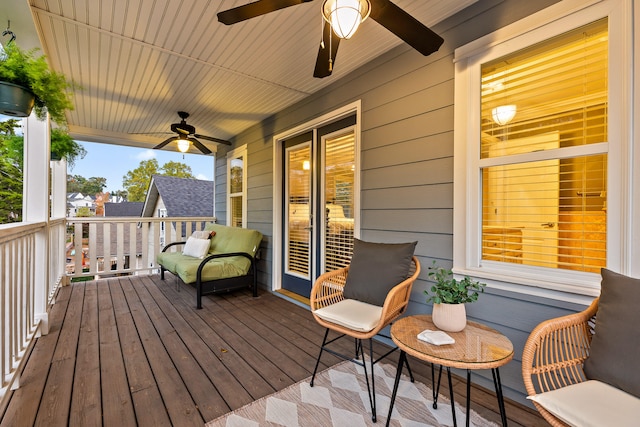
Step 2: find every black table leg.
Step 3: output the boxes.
[492,368,508,426]
[465,370,471,427]
[447,367,457,427]
[433,364,443,409]
[385,350,406,427]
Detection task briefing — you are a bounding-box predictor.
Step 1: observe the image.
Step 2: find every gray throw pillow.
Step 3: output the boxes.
[343,239,417,307]
[583,268,640,398]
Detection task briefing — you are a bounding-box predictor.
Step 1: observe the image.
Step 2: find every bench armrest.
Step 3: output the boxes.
[196,251,256,280]
[161,241,187,252]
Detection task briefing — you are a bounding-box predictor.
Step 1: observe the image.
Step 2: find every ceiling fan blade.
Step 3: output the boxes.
[189,137,213,155]
[369,0,444,56]
[218,0,313,25]
[154,137,175,150]
[194,133,232,146]
[313,21,341,78]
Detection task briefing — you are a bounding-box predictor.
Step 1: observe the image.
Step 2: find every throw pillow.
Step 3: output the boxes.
[343,239,417,307]
[583,268,640,398]
[182,236,210,259]
[191,230,210,240]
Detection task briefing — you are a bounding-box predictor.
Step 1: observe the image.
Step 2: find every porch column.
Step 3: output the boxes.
[22,113,51,335]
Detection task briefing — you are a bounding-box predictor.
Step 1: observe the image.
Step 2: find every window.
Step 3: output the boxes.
[453,0,631,298]
[227,145,247,228]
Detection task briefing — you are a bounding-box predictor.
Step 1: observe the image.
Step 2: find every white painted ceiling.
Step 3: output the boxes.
[0,0,474,154]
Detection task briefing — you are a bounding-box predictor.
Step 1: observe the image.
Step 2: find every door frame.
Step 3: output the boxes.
[271,100,361,292]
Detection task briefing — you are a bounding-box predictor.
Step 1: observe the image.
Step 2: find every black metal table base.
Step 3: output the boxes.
[386,351,508,427]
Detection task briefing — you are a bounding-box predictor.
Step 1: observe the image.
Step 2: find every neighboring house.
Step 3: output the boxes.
[66,192,95,217]
[141,175,215,249]
[66,201,145,276]
[104,202,144,217]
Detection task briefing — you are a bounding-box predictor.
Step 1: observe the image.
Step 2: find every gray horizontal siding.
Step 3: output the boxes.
[215,0,570,409]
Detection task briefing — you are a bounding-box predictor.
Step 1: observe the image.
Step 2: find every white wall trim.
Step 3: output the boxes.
[271,100,361,292]
[453,0,632,303]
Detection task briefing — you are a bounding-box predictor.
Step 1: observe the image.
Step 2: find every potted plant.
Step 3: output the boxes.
[0,42,74,124]
[425,261,486,332]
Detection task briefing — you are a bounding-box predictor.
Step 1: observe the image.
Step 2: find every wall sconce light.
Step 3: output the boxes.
[176,137,191,153]
[322,0,371,39]
[302,160,310,170]
[491,105,517,125]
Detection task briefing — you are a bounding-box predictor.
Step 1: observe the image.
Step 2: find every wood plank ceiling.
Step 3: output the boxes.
[1,0,475,153]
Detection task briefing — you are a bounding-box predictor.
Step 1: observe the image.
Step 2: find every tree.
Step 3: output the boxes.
[122,159,159,202]
[0,119,87,224]
[75,206,94,217]
[122,159,196,202]
[161,161,193,178]
[67,174,107,195]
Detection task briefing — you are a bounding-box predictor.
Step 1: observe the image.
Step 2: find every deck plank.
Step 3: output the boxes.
[109,277,173,426]
[119,277,204,426]
[34,284,85,426]
[0,286,72,427]
[1,275,546,426]
[97,279,137,426]
[131,276,230,421]
[69,281,101,427]
[151,275,275,402]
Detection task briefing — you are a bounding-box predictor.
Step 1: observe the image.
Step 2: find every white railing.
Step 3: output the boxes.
[65,216,216,279]
[0,216,215,411]
[0,220,64,408]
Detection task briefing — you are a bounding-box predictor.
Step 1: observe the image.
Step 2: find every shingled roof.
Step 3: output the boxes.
[104,202,144,217]
[141,175,214,218]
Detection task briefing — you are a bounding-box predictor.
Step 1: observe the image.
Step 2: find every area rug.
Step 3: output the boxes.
[205,360,498,427]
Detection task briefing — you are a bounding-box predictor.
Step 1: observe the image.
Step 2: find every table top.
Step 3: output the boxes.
[391,314,514,370]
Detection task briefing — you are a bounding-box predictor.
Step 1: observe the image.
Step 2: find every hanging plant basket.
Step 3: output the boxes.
[0,81,35,117]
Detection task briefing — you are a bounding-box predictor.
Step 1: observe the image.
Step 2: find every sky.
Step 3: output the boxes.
[70,141,215,193]
[1,114,215,193]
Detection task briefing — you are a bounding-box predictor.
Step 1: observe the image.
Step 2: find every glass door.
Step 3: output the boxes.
[282,134,313,296]
[281,116,357,299]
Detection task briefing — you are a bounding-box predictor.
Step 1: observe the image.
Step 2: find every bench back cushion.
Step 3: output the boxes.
[205,223,262,257]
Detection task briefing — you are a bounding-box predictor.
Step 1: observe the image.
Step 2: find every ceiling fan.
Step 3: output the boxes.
[153,111,231,155]
[217,0,444,78]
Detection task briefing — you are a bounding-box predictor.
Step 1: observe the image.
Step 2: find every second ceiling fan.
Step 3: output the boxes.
[217,0,444,78]
[153,111,231,155]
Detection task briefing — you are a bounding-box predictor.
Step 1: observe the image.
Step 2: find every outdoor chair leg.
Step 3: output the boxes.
[310,329,330,387]
[364,338,377,422]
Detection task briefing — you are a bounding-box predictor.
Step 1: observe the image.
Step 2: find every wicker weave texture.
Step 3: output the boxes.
[521,297,599,427]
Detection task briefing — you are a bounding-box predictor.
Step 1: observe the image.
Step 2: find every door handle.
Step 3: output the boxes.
[541,222,555,228]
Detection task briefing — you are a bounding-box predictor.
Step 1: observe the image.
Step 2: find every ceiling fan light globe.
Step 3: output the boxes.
[176,138,191,153]
[322,0,370,40]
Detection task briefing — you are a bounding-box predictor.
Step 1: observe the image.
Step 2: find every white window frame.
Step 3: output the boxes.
[226,144,248,228]
[453,0,632,303]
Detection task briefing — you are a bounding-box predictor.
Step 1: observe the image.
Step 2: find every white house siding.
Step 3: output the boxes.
[213,0,609,407]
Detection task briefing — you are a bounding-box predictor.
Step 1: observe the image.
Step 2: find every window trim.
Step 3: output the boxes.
[452,0,632,303]
[226,144,248,228]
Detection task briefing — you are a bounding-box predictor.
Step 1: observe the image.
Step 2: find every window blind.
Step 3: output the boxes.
[480,18,608,273]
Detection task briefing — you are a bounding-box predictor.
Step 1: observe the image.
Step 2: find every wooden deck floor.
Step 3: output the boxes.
[0,274,546,426]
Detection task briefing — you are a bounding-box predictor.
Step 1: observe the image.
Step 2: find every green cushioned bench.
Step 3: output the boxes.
[157,223,263,309]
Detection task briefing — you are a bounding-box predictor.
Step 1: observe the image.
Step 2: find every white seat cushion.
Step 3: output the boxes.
[528,380,640,427]
[313,299,383,332]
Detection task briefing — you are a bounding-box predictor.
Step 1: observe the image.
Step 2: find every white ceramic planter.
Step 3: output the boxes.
[432,303,467,332]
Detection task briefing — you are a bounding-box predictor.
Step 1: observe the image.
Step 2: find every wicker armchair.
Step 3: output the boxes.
[309,256,420,422]
[521,298,599,426]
